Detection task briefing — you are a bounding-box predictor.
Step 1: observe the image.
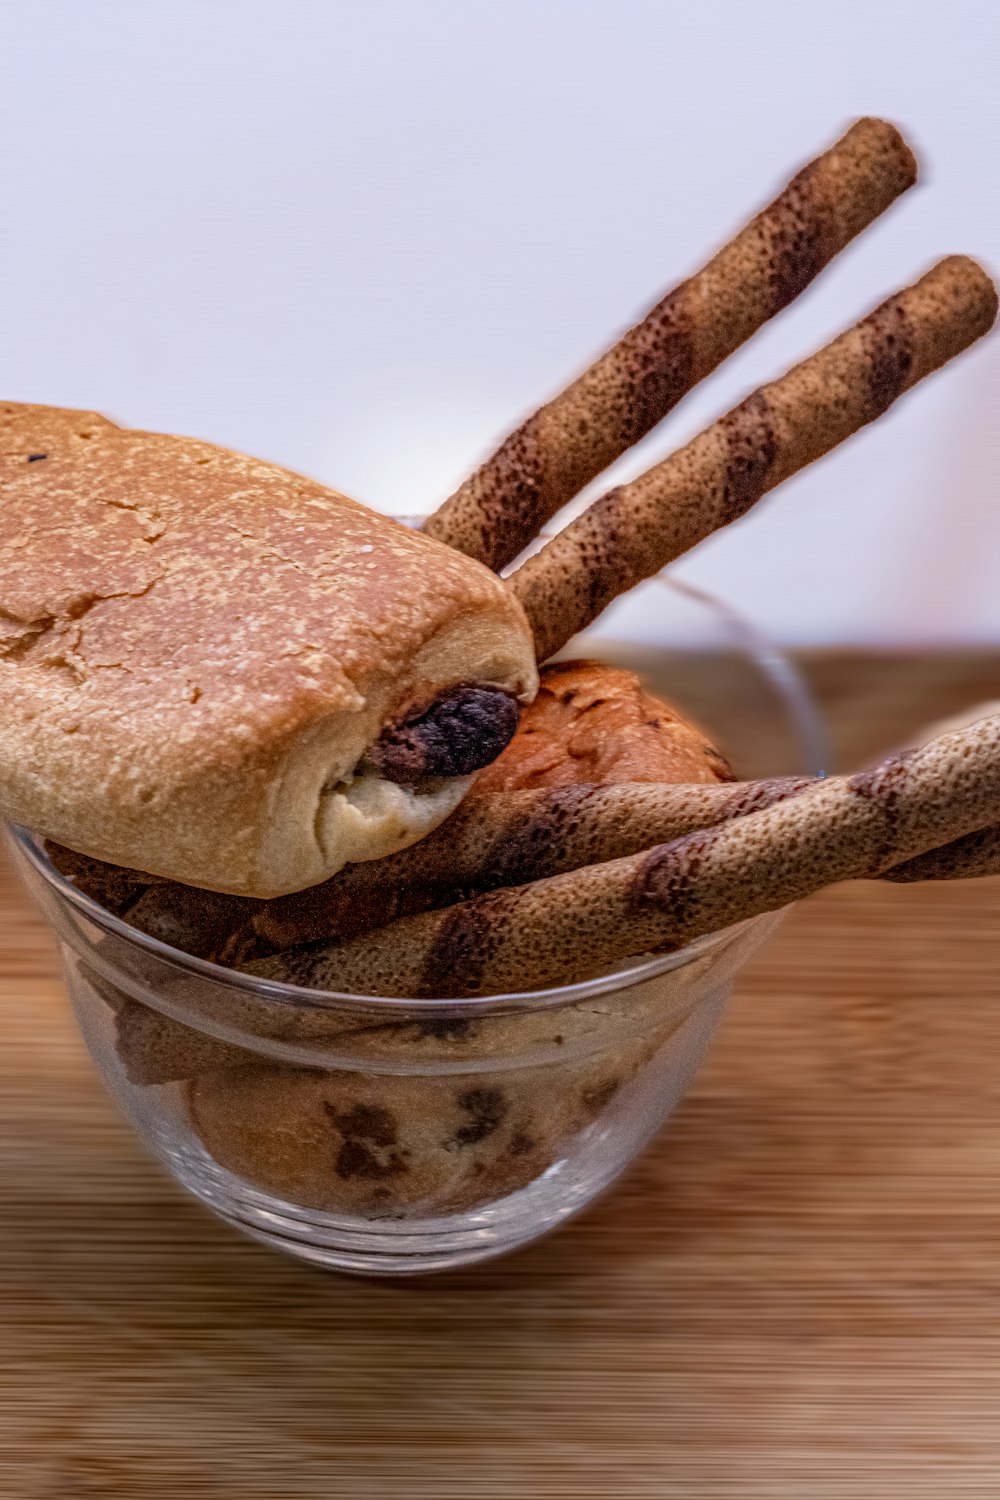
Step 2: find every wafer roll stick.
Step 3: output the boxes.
[114,811,1000,1087]
[224,795,1000,961]
[117,796,1000,1087]
[423,119,917,570]
[247,716,1000,998]
[227,776,813,959]
[882,821,1000,882]
[509,256,998,662]
[115,999,258,1085]
[69,767,1000,979]
[136,778,1000,971]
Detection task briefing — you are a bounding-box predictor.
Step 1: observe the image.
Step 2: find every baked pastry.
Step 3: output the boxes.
[472,658,735,792]
[0,405,536,895]
[45,659,733,958]
[185,1031,662,1218]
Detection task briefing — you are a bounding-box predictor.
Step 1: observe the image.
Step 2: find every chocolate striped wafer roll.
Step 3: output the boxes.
[112,789,1000,1086]
[115,999,257,1085]
[509,256,998,662]
[113,811,1000,1087]
[227,789,1000,959]
[246,715,1000,998]
[227,776,813,959]
[120,776,1000,974]
[882,822,1000,882]
[423,118,917,570]
[63,765,1000,978]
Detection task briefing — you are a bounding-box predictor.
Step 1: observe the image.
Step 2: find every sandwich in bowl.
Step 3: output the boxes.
[0,404,537,896]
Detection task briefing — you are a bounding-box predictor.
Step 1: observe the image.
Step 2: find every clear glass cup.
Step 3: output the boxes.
[4,575,825,1276]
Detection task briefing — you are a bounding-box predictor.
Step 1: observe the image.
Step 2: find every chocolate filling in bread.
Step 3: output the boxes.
[365,686,521,785]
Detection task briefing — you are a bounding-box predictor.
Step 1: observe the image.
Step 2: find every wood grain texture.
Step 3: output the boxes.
[2,651,1000,1498]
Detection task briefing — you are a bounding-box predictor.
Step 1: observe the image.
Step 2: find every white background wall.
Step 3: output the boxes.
[4,0,998,643]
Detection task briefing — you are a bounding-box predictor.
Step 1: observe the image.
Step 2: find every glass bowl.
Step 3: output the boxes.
[5,574,825,1276]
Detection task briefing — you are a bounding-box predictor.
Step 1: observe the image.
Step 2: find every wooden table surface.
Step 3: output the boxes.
[2,652,999,1498]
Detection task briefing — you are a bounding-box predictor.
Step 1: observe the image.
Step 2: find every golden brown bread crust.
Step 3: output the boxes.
[42,661,734,961]
[206,663,736,957]
[471,659,735,794]
[40,662,737,1002]
[0,404,537,895]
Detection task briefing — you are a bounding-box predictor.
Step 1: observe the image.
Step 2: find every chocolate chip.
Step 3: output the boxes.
[452,1087,507,1146]
[27,453,47,462]
[334,1139,407,1180]
[324,1102,398,1147]
[325,1101,407,1179]
[366,685,521,784]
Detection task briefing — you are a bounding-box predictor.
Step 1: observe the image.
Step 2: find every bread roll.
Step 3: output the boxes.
[0,404,537,895]
[45,660,737,967]
[472,659,735,793]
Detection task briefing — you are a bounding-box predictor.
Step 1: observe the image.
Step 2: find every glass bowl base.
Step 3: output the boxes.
[160,1127,630,1275]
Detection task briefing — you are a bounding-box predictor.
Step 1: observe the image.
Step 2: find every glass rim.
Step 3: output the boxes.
[8,823,757,1016]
